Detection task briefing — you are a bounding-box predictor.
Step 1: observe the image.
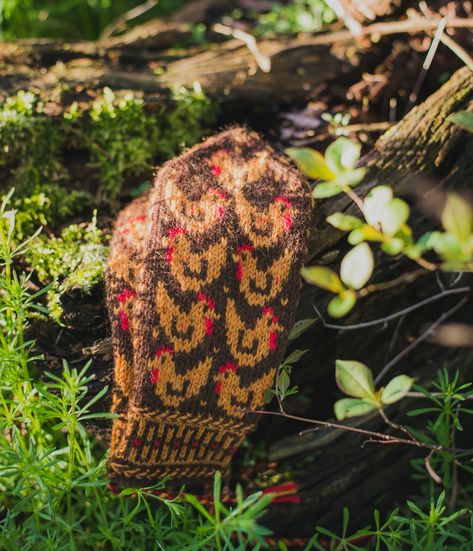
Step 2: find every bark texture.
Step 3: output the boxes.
[26,67,473,535]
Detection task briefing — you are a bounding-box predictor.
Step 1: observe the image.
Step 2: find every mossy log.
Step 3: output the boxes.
[30,67,473,536]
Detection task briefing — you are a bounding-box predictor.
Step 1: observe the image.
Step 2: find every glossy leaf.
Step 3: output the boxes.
[285,147,336,180]
[313,181,343,199]
[326,212,363,231]
[325,137,361,174]
[336,360,376,399]
[441,193,473,243]
[340,243,374,290]
[327,291,357,318]
[381,375,415,405]
[334,398,377,420]
[301,266,345,293]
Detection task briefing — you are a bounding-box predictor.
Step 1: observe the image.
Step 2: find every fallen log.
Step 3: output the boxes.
[28,67,473,535]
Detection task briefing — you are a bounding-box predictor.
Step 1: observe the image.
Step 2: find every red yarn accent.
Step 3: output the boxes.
[211,165,222,176]
[165,246,173,263]
[118,288,136,303]
[209,187,226,198]
[215,381,222,395]
[120,311,129,332]
[198,292,215,310]
[151,368,159,384]
[275,195,291,207]
[168,227,186,240]
[205,318,214,336]
[133,438,142,447]
[237,244,253,253]
[269,331,278,350]
[153,439,161,448]
[283,213,293,231]
[216,205,225,220]
[156,346,174,358]
[219,362,237,374]
[263,306,279,324]
[173,440,180,449]
[210,442,219,449]
[191,440,199,448]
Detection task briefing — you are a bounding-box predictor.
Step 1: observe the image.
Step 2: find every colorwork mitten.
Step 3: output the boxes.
[106,127,312,488]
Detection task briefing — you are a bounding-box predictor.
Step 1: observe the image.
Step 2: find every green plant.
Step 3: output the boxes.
[288,137,473,317]
[25,211,109,321]
[0,190,275,549]
[310,493,472,550]
[1,87,217,212]
[0,0,189,40]
[87,88,157,199]
[256,0,336,36]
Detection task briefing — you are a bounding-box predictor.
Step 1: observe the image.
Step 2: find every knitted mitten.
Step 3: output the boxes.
[105,194,151,439]
[107,127,312,488]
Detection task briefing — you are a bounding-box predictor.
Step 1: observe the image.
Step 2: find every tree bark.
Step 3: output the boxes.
[27,67,473,535]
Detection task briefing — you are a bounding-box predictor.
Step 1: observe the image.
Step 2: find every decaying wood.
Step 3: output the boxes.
[28,66,473,534]
[3,0,471,109]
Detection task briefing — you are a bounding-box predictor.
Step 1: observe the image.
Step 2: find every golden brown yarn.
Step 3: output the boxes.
[106,127,312,488]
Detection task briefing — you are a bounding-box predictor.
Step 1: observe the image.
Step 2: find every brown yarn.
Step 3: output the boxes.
[106,127,312,488]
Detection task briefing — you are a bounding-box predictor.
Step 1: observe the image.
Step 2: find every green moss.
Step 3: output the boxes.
[0,91,65,192]
[0,86,217,210]
[156,83,218,158]
[87,88,158,199]
[255,0,336,35]
[26,213,109,322]
[2,85,217,316]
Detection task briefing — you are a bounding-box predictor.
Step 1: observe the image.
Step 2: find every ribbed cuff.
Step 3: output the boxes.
[108,405,249,488]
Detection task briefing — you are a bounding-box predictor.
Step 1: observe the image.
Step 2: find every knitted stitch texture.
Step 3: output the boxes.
[106,127,312,488]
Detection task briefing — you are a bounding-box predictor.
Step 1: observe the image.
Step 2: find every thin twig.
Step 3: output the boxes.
[357,268,427,298]
[425,450,443,485]
[335,121,393,135]
[292,16,473,49]
[312,286,470,331]
[100,0,156,42]
[213,23,271,73]
[404,17,446,115]
[439,31,473,71]
[374,297,469,383]
[248,409,473,455]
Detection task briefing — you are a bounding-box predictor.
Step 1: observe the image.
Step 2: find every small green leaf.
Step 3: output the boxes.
[334,398,377,420]
[380,198,410,236]
[348,225,383,245]
[441,193,473,243]
[313,181,343,199]
[381,375,415,405]
[335,360,376,399]
[301,266,345,293]
[277,371,290,396]
[327,291,357,318]
[326,212,363,231]
[429,231,462,260]
[285,147,336,180]
[325,137,361,174]
[381,237,405,255]
[288,318,316,340]
[284,349,308,364]
[336,167,366,187]
[340,243,374,290]
[448,111,473,133]
[363,186,393,226]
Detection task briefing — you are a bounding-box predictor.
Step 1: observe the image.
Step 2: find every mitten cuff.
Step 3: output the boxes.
[108,405,249,488]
